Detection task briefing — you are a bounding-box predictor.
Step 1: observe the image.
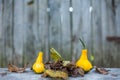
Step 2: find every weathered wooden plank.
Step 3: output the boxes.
[105,0,117,67]
[31,0,40,63]
[116,44,120,67]
[0,0,120,68]
[38,0,49,62]
[115,0,120,67]
[60,0,71,60]
[101,0,109,67]
[115,0,120,36]
[79,0,92,62]
[2,0,14,67]
[101,0,116,67]
[72,0,82,61]
[0,0,3,67]
[23,0,35,65]
[72,0,91,61]
[92,0,103,66]
[92,0,117,67]
[28,0,47,64]
[106,0,116,36]
[13,0,24,66]
[0,0,2,39]
[48,0,62,57]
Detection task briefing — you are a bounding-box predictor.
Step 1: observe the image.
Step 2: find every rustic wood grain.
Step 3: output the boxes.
[13,0,24,66]
[72,0,92,61]
[101,0,116,67]
[105,0,116,67]
[0,0,3,67]
[92,0,103,66]
[72,0,82,61]
[60,0,71,60]
[2,0,14,67]
[48,0,62,58]
[115,0,120,36]
[115,0,120,67]
[23,0,35,66]
[38,0,49,61]
[0,0,120,67]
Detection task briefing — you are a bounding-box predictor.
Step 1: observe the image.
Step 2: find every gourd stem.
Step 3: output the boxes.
[79,38,86,49]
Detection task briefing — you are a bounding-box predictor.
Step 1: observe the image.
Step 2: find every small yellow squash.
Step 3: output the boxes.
[32,52,45,73]
[76,49,92,72]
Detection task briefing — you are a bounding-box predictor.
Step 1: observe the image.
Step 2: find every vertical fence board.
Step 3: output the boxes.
[32,0,39,63]
[23,0,35,65]
[72,0,91,61]
[0,0,2,38]
[48,0,62,55]
[115,0,120,36]
[106,0,115,36]
[105,0,116,67]
[115,0,120,67]
[38,0,49,61]
[0,0,120,67]
[0,0,3,66]
[2,0,14,67]
[80,0,92,61]
[92,0,103,66]
[101,0,109,67]
[72,0,82,61]
[60,0,71,60]
[101,0,116,67]
[14,0,24,66]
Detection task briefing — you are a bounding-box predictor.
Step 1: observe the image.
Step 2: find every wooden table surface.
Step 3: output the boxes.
[0,68,120,80]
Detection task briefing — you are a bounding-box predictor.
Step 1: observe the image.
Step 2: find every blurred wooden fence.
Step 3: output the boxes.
[0,0,120,67]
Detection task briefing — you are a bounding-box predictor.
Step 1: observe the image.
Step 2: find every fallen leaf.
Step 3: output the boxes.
[50,48,63,61]
[8,63,28,73]
[77,68,84,76]
[94,66,109,75]
[42,69,68,80]
[66,63,84,76]
[63,61,70,66]
[44,60,84,77]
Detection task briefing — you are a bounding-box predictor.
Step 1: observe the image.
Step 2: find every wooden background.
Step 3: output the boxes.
[0,0,120,67]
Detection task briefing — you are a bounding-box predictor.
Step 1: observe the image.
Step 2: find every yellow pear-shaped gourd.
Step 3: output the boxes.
[32,52,45,73]
[76,49,92,72]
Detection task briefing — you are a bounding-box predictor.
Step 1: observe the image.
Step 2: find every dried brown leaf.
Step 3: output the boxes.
[44,60,84,77]
[8,63,28,73]
[94,66,109,75]
[77,68,84,76]
[65,63,84,76]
